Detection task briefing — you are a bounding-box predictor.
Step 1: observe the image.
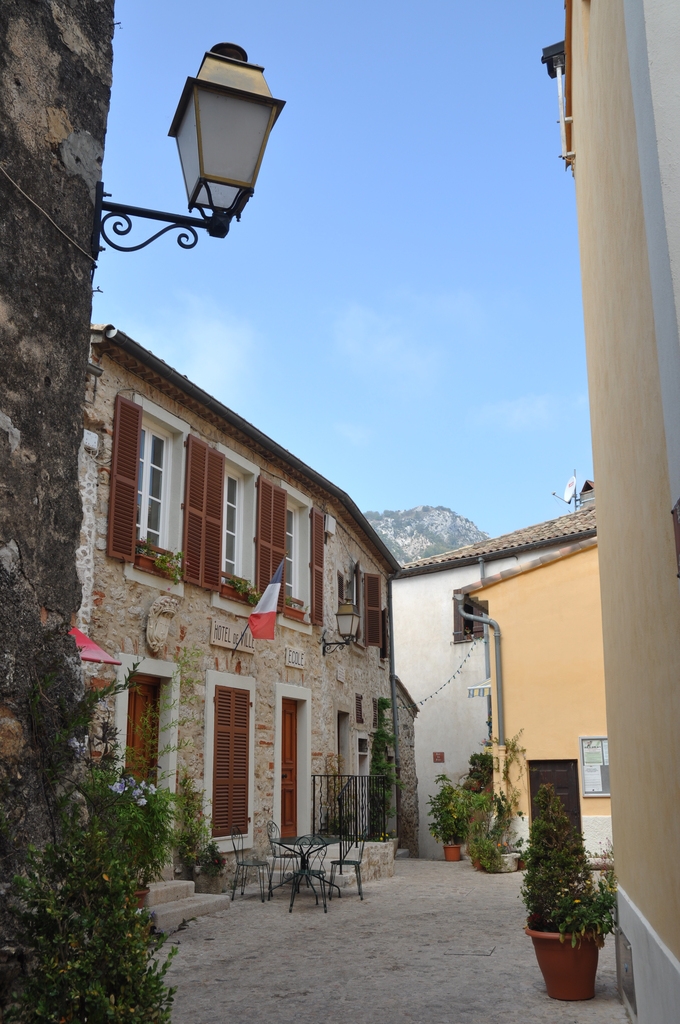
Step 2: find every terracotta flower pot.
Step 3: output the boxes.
[525,927,599,1000]
[219,582,250,604]
[443,844,461,862]
[134,887,150,909]
[283,606,306,622]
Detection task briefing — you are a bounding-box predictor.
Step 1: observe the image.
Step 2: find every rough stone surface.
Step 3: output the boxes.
[165,859,628,1024]
[396,678,419,856]
[0,0,114,976]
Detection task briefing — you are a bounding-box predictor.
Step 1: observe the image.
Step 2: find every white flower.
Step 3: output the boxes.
[136,797,148,807]
[148,783,157,795]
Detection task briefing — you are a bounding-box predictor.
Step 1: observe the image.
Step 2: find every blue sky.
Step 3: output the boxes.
[93,0,590,539]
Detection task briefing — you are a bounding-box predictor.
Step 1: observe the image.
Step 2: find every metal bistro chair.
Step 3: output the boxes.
[266,820,299,895]
[230,826,270,903]
[289,835,329,913]
[329,830,367,900]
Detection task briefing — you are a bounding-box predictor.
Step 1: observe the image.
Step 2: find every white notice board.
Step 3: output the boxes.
[579,736,610,797]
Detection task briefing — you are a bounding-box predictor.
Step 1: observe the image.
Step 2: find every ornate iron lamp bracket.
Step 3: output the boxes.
[91,181,253,270]
[321,630,353,657]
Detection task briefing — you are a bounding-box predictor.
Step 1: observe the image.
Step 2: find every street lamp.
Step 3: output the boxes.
[321,603,361,656]
[91,43,285,261]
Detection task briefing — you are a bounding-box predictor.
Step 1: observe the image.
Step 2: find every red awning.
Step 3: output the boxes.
[69,627,122,665]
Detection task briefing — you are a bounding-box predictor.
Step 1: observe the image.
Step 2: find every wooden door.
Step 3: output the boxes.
[126,675,160,779]
[281,698,298,837]
[529,759,582,833]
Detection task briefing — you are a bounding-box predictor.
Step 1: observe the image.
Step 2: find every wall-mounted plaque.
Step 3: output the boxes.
[579,736,610,796]
[433,751,445,763]
[284,647,305,670]
[210,618,255,653]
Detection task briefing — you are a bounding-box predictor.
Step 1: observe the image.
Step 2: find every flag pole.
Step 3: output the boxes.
[231,621,250,658]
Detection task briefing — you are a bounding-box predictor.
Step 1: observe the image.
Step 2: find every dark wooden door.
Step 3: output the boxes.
[281,698,298,837]
[529,759,581,833]
[126,675,160,779]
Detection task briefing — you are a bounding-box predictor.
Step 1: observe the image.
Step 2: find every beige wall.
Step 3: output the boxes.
[568,0,680,960]
[471,545,609,824]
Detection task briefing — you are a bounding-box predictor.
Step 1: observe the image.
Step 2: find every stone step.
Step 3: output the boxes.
[395,848,410,859]
[145,880,195,907]
[150,894,230,934]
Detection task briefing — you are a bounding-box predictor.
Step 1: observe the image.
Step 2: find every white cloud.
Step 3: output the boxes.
[481,393,585,430]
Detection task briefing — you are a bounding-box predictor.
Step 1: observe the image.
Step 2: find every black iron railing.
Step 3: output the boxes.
[311,774,387,866]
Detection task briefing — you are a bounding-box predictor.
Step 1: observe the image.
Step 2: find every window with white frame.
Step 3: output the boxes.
[224,473,240,577]
[137,425,169,548]
[285,508,296,598]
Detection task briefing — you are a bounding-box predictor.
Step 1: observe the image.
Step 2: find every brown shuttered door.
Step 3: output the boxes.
[281,698,298,837]
[108,395,142,561]
[183,435,224,589]
[310,507,324,625]
[364,573,382,647]
[256,477,287,612]
[213,685,250,836]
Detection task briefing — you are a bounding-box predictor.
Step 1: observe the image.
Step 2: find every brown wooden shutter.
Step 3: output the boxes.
[107,395,142,561]
[380,608,388,660]
[310,507,324,625]
[213,685,250,836]
[256,477,287,612]
[337,572,344,604]
[453,591,465,643]
[354,561,362,640]
[372,697,379,729]
[355,693,364,724]
[364,573,382,647]
[471,600,485,639]
[182,435,224,590]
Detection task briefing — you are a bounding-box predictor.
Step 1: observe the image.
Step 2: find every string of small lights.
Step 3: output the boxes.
[397,637,484,711]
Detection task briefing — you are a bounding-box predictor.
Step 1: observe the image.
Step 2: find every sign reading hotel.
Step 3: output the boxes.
[210,618,255,653]
[284,647,305,670]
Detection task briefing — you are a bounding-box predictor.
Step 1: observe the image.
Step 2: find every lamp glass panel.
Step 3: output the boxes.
[193,182,241,209]
[336,607,359,639]
[196,87,273,186]
[175,98,200,203]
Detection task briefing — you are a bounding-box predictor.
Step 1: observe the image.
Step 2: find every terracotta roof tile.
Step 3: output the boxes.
[401,506,596,569]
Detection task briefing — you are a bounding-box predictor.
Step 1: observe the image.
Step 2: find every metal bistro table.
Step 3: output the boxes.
[270,835,342,910]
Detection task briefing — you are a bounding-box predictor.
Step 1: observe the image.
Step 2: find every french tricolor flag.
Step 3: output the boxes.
[248,559,284,640]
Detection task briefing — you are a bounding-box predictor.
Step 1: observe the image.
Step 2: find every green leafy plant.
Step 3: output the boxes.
[95,769,176,888]
[196,840,226,878]
[521,783,617,946]
[427,774,473,845]
[461,751,494,792]
[152,549,184,585]
[370,697,401,824]
[8,816,176,1023]
[224,574,262,605]
[174,769,211,869]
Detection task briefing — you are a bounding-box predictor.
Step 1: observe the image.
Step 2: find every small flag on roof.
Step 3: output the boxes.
[248,559,284,640]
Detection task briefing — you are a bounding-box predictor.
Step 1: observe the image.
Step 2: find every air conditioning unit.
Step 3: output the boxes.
[324,514,336,536]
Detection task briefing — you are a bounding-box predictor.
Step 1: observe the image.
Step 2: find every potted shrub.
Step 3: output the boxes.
[103,773,176,904]
[134,538,183,584]
[522,783,617,1000]
[173,769,211,879]
[427,774,472,861]
[193,840,227,894]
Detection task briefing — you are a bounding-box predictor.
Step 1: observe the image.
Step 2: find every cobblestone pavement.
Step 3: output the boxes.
[165,859,629,1024]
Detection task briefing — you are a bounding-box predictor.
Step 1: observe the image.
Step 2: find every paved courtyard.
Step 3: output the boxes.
[165,859,629,1024]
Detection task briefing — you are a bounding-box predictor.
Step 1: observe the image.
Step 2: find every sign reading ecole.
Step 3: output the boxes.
[210,618,255,653]
[284,647,305,670]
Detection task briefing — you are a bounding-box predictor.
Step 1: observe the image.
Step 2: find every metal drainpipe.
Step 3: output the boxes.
[387,575,401,840]
[477,557,492,734]
[454,594,504,743]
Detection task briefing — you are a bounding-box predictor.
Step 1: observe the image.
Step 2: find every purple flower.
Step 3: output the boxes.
[109,781,125,794]
[148,783,157,795]
[136,797,148,807]
[133,788,143,799]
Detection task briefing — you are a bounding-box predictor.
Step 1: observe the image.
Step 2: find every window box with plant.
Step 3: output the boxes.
[135,538,184,585]
[427,774,473,861]
[283,595,307,622]
[220,573,261,605]
[522,783,617,1000]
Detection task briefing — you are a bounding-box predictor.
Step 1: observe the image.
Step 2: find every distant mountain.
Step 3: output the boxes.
[365,505,489,565]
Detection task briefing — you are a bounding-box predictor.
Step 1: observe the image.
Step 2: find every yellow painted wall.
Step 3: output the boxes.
[472,545,609,820]
[567,0,680,958]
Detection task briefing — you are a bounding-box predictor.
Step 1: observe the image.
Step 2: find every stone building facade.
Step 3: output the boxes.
[0,0,114,986]
[80,324,407,860]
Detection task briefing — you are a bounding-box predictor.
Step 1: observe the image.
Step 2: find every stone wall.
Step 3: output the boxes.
[0,0,114,983]
[396,680,419,856]
[80,333,395,861]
